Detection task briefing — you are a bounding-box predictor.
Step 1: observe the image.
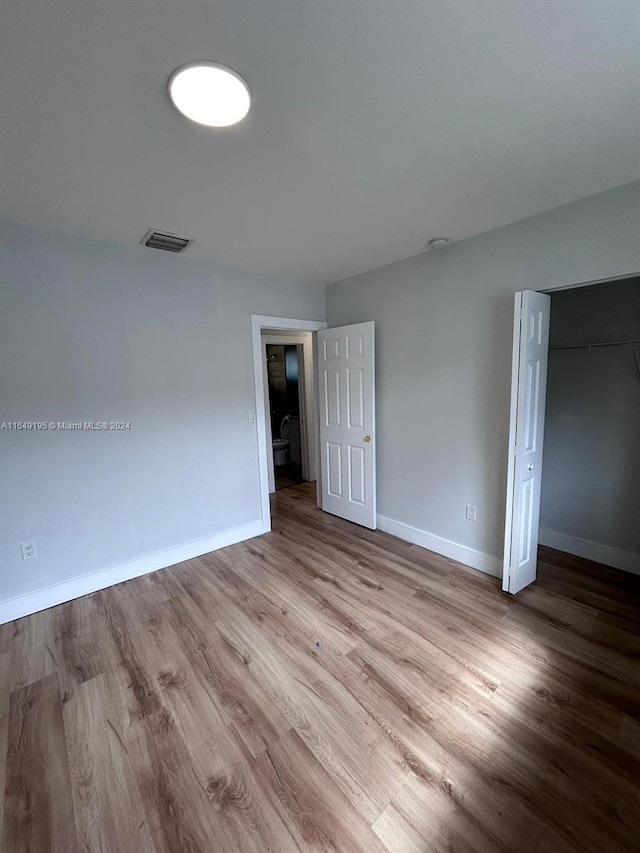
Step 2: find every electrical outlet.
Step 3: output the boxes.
[247,410,256,423]
[21,540,37,560]
[465,504,477,522]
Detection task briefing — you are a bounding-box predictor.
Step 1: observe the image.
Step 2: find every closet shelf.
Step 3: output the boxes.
[549,339,640,352]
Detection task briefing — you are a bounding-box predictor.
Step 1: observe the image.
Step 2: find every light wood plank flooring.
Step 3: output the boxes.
[2,483,639,852]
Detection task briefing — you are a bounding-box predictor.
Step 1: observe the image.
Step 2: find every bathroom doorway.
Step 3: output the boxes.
[261,329,318,494]
[251,315,326,533]
[266,341,304,490]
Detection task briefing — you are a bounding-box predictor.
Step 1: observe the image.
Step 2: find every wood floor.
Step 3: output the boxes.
[2,484,639,852]
[275,462,304,491]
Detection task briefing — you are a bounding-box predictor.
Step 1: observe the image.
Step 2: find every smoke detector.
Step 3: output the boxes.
[428,237,450,250]
[140,229,194,253]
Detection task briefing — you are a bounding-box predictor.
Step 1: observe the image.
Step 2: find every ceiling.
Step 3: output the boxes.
[1,0,639,286]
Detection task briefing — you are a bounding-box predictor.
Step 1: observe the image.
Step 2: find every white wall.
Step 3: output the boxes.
[0,223,325,619]
[326,181,640,574]
[540,279,640,569]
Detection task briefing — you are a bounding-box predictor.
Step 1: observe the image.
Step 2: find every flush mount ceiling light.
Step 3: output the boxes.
[168,62,251,128]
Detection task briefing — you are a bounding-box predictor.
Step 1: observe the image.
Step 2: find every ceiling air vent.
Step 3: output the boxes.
[140,229,194,253]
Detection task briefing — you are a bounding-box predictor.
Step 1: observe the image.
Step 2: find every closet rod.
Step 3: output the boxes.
[550,339,640,352]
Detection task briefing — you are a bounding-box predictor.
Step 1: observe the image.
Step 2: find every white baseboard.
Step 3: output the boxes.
[0,520,266,624]
[539,528,640,575]
[377,514,502,579]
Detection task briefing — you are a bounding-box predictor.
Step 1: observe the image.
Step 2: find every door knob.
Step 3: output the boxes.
[363,435,371,443]
[527,464,534,471]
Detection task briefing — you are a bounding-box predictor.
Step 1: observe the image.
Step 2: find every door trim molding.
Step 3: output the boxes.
[251,315,327,533]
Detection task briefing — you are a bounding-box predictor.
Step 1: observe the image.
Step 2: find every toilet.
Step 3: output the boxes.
[272,415,291,466]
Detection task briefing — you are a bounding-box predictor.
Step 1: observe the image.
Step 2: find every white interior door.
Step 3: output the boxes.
[503,290,551,594]
[318,322,376,529]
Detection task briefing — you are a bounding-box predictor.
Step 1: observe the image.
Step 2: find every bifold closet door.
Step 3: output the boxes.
[503,290,551,594]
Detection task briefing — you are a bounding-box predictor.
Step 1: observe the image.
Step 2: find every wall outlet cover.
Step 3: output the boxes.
[21,541,37,560]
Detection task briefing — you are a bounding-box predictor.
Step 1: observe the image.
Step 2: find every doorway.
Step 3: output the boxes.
[252,315,378,535]
[262,334,309,491]
[539,278,640,572]
[251,316,327,534]
[503,274,640,593]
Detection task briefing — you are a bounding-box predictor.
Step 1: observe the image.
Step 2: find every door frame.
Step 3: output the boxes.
[251,315,327,533]
[502,269,640,591]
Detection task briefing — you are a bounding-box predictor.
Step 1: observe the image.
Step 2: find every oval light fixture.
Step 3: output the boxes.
[168,62,251,128]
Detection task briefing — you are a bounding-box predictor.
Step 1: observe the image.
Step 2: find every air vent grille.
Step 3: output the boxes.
[141,229,194,253]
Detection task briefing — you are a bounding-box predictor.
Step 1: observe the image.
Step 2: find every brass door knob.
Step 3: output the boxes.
[363,435,371,443]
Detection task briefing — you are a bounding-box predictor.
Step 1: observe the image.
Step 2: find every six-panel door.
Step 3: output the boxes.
[318,322,376,529]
